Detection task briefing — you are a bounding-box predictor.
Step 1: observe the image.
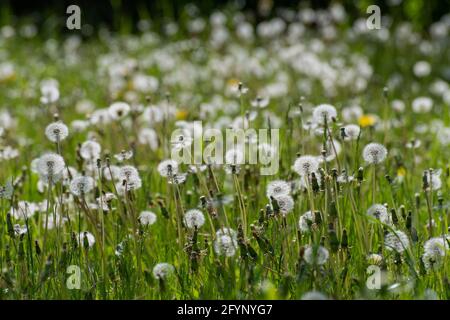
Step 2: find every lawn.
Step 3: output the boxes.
[0,2,449,300]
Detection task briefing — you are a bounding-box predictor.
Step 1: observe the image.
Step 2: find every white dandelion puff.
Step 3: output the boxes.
[40,84,59,104]
[304,245,329,265]
[139,211,157,226]
[70,176,94,197]
[343,124,360,141]
[153,263,174,280]
[273,195,294,215]
[14,224,28,236]
[367,204,391,224]
[114,150,133,162]
[363,143,387,164]
[266,180,291,198]
[0,181,13,199]
[37,153,65,182]
[293,155,320,177]
[384,230,410,253]
[216,227,237,240]
[168,173,187,185]
[80,140,101,160]
[119,165,140,182]
[77,231,96,248]
[157,159,179,177]
[298,211,315,233]
[312,104,337,125]
[138,128,159,150]
[424,169,442,190]
[103,165,120,181]
[115,176,142,195]
[45,122,69,142]
[171,132,193,151]
[183,209,205,229]
[108,101,130,120]
[10,201,38,220]
[412,97,433,113]
[214,234,237,257]
[251,96,270,108]
[422,237,449,271]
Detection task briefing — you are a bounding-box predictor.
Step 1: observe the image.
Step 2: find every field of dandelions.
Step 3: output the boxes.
[0,4,450,300]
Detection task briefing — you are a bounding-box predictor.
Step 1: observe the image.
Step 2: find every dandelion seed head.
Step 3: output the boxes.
[367,204,391,224]
[412,97,433,113]
[171,131,193,151]
[103,165,120,181]
[138,128,159,150]
[266,180,291,198]
[251,96,269,108]
[119,165,140,182]
[90,108,111,126]
[312,104,337,125]
[424,169,442,190]
[342,105,363,122]
[298,211,315,233]
[77,231,95,248]
[40,84,59,104]
[437,127,450,146]
[70,176,94,197]
[293,155,320,176]
[157,159,179,177]
[0,146,19,160]
[320,140,341,162]
[152,263,174,280]
[216,227,237,240]
[422,237,449,271]
[405,139,421,149]
[115,176,142,195]
[80,140,101,160]
[214,234,237,257]
[10,201,38,220]
[45,122,69,142]
[0,181,13,199]
[274,194,294,215]
[183,209,205,229]
[391,99,405,113]
[114,150,133,162]
[385,230,410,253]
[363,142,387,164]
[108,101,130,120]
[413,61,431,77]
[168,173,187,185]
[304,245,329,265]
[37,153,65,182]
[367,253,383,265]
[139,211,157,226]
[343,124,360,141]
[14,224,28,236]
[46,214,68,230]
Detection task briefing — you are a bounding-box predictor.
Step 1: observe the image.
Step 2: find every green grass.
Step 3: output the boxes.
[0,5,449,300]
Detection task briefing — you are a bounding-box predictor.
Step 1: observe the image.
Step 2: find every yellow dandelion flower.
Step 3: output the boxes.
[358,114,377,128]
[397,166,406,177]
[176,109,188,120]
[227,78,240,87]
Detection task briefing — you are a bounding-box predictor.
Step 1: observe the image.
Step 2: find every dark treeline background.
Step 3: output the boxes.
[0,0,448,34]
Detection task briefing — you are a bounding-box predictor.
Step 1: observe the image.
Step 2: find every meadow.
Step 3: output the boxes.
[0,3,449,300]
